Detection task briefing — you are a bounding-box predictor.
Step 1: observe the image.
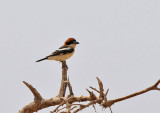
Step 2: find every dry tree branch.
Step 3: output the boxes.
[57,61,68,97]
[67,77,74,96]
[19,78,160,113]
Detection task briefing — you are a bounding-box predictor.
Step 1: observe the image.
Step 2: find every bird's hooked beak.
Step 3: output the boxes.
[74,41,79,44]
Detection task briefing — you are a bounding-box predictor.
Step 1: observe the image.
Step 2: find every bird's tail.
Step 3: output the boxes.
[36,57,47,62]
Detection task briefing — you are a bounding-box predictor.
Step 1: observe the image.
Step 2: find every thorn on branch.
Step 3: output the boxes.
[86,89,97,100]
[96,77,104,98]
[104,89,109,97]
[23,81,43,102]
[89,86,100,93]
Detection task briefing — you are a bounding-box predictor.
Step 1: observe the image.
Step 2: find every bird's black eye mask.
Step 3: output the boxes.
[66,40,76,45]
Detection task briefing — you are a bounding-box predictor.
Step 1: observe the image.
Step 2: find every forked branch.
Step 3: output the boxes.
[19,77,160,113]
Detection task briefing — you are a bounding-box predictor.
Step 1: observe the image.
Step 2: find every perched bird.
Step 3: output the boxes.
[36,38,79,62]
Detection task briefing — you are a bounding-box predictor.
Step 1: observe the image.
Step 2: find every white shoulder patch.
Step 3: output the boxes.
[57,47,72,51]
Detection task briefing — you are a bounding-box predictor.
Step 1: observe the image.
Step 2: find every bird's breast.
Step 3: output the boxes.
[48,51,75,61]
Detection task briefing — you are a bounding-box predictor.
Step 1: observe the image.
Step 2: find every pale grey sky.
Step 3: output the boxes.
[0,0,160,113]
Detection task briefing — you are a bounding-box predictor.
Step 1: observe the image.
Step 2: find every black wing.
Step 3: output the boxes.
[48,46,74,57]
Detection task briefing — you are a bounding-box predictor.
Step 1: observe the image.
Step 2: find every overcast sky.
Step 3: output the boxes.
[0,0,160,113]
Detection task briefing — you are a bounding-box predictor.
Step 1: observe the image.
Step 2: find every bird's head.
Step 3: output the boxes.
[64,38,79,48]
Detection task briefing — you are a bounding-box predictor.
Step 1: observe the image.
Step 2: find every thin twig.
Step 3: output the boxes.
[92,105,97,113]
[90,86,100,93]
[101,88,109,107]
[68,77,74,96]
[114,79,160,103]
[70,106,77,111]
[109,107,113,113]
[56,104,80,112]
[72,100,99,113]
[52,97,71,113]
[57,104,78,113]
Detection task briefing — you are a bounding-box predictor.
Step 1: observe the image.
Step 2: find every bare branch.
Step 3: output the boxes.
[23,81,42,102]
[67,77,74,96]
[57,61,68,97]
[106,79,160,107]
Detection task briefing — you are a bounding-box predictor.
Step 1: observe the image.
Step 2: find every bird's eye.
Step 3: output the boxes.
[66,40,75,45]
